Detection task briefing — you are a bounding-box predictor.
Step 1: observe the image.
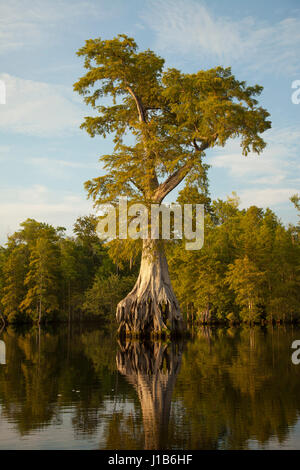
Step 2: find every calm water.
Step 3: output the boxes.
[0,324,300,450]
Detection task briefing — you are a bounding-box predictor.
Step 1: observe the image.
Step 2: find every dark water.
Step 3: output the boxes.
[0,324,300,450]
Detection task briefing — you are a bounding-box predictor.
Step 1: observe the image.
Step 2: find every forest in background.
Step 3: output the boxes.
[0,192,299,326]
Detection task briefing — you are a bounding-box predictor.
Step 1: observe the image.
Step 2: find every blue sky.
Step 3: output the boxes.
[0,0,299,243]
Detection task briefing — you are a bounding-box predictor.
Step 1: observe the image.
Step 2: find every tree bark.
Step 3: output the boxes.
[116,239,184,337]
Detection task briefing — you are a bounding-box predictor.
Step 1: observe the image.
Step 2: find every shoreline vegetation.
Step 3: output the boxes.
[0,193,299,330]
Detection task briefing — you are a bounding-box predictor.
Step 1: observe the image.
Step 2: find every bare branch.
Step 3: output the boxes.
[126,86,147,123]
[129,178,145,195]
[193,138,200,151]
[193,133,218,151]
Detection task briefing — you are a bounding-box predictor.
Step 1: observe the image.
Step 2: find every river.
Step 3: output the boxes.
[0,324,300,449]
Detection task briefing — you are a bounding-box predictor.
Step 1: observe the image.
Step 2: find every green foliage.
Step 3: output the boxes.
[291,194,300,212]
[20,236,61,322]
[2,244,29,323]
[83,273,136,320]
[168,196,300,324]
[0,197,298,326]
[226,256,265,323]
[1,35,298,326]
[0,217,124,325]
[71,34,275,327]
[74,34,271,207]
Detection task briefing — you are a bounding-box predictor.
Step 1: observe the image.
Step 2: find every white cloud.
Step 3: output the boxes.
[0,73,85,136]
[207,126,300,210]
[209,127,300,180]
[28,157,99,175]
[0,0,106,54]
[238,188,299,209]
[0,184,95,244]
[142,0,300,74]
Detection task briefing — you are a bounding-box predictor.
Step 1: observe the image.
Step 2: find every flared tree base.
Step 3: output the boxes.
[116,240,184,338]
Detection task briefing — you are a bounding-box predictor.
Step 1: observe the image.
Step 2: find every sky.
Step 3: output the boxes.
[0,0,299,244]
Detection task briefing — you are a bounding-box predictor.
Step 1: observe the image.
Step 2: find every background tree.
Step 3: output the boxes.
[1,242,28,323]
[70,215,117,319]
[291,194,300,212]
[83,273,136,321]
[168,197,300,325]
[0,200,298,326]
[74,34,271,336]
[20,236,61,323]
[0,247,6,325]
[291,194,300,241]
[225,256,266,323]
[60,238,80,324]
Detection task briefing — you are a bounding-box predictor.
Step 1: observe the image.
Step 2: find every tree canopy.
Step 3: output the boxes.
[73,34,271,206]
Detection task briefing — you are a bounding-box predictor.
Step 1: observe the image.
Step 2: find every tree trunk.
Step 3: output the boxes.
[116,239,184,337]
[38,294,42,325]
[68,281,71,326]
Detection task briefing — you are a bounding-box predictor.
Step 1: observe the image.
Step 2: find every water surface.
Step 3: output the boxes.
[0,325,300,450]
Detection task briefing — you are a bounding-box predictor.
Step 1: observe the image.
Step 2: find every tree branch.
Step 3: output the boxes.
[0,311,5,328]
[126,86,147,123]
[193,133,218,151]
[130,178,145,195]
[153,141,210,203]
[193,138,200,151]
[125,86,161,193]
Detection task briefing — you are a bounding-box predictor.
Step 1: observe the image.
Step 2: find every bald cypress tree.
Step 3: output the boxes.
[74,34,271,337]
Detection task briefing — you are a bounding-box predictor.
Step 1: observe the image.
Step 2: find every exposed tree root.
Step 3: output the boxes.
[116,240,184,338]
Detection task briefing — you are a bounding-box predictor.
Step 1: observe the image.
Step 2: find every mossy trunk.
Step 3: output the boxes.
[116,239,184,337]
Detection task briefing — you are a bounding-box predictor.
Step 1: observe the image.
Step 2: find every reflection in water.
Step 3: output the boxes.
[0,340,5,365]
[0,325,300,449]
[0,324,5,365]
[117,341,182,449]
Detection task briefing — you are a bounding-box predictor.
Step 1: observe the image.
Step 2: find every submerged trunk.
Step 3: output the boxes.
[116,239,184,337]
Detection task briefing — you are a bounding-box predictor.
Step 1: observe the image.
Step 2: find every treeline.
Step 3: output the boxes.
[0,216,137,325]
[0,194,299,326]
[168,193,300,324]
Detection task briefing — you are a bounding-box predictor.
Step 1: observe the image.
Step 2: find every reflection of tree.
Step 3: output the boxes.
[0,325,5,364]
[0,326,116,437]
[116,340,182,449]
[175,327,300,449]
[1,326,300,449]
[0,328,61,433]
[104,412,144,450]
